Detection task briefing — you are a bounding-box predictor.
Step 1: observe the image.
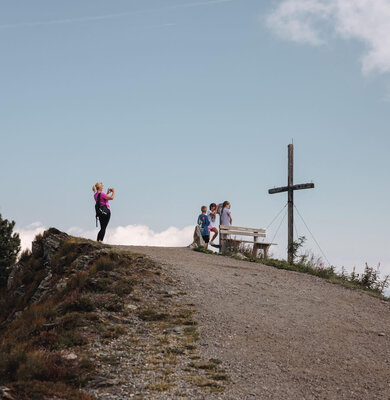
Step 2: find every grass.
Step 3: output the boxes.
[193,240,390,301]
[2,230,230,398]
[0,232,166,399]
[148,382,176,392]
[262,258,390,300]
[188,361,218,370]
[193,247,215,255]
[138,308,169,321]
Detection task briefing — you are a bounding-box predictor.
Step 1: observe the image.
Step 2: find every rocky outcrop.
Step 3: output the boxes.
[7,228,68,291]
[4,228,106,323]
[188,225,205,249]
[31,227,69,261]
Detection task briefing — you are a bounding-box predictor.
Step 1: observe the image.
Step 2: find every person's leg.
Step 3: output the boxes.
[97,211,111,241]
[202,235,209,249]
[210,227,218,242]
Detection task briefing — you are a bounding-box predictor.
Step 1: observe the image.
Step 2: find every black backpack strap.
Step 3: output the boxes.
[95,192,102,227]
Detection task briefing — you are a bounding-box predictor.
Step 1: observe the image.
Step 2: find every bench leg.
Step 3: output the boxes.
[252,244,259,258]
[264,245,270,259]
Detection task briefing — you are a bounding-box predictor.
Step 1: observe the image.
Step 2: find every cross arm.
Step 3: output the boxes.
[268,183,314,194]
[292,183,315,191]
[268,186,288,194]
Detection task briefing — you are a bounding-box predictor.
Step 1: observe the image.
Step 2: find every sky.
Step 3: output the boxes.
[1,0,390,281]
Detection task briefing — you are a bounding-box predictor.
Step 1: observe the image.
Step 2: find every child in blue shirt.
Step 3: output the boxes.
[197,206,210,248]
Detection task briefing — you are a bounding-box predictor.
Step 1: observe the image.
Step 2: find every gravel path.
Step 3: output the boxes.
[118,246,390,400]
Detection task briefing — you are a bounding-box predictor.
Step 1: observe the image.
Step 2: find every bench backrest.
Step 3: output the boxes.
[220,225,266,238]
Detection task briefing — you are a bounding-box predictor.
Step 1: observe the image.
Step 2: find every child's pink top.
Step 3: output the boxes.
[94,192,110,209]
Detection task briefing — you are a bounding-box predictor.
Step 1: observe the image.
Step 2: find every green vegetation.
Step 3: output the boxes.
[0,235,156,399]
[262,236,389,298]
[193,247,215,255]
[262,258,389,297]
[1,231,228,399]
[198,236,390,300]
[0,213,21,287]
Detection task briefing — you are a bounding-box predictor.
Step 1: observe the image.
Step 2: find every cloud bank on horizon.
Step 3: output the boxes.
[266,0,390,75]
[16,223,195,250]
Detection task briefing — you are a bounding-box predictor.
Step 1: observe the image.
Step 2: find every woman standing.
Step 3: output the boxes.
[92,182,115,242]
[220,201,232,226]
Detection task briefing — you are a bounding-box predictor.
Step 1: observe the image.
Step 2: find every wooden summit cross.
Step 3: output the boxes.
[268,144,314,264]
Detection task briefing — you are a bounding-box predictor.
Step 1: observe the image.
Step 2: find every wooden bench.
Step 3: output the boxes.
[219,225,276,259]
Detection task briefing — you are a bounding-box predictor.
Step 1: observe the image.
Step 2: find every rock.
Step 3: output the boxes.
[173,327,184,334]
[62,352,78,360]
[0,387,14,400]
[31,272,53,303]
[378,332,385,337]
[188,226,205,249]
[108,315,132,324]
[56,278,68,290]
[89,376,120,388]
[32,228,69,261]
[235,253,247,260]
[13,286,25,297]
[8,229,69,291]
[73,250,108,271]
[6,263,23,290]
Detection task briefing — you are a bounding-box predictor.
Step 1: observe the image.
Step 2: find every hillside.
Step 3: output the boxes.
[1,229,389,399]
[0,229,226,400]
[118,245,390,400]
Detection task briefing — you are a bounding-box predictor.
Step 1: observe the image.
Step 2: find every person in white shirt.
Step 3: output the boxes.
[207,203,219,243]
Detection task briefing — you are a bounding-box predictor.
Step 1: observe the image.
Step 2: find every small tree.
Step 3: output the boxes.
[0,214,21,287]
[290,236,306,264]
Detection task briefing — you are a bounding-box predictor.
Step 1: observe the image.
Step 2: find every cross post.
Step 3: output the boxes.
[268,144,314,264]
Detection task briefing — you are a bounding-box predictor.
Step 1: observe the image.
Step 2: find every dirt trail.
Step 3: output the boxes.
[117,246,390,400]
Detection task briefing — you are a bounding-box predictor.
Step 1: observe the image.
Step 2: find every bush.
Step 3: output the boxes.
[0,214,21,287]
[216,235,389,298]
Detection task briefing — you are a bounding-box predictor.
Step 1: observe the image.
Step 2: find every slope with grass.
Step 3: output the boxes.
[0,229,227,400]
[2,229,389,399]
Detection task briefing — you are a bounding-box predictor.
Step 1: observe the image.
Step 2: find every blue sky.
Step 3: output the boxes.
[1,0,390,278]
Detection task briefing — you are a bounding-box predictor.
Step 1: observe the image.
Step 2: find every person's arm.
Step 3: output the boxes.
[228,211,232,224]
[106,188,115,200]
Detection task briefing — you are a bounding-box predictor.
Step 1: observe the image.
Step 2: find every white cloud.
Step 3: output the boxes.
[16,222,46,251]
[16,223,195,251]
[266,0,390,74]
[266,0,333,45]
[106,225,195,247]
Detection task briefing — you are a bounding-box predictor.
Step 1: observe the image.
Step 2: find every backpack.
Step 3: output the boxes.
[95,193,109,226]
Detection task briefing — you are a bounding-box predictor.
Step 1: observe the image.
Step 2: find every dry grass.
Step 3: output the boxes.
[0,234,167,399]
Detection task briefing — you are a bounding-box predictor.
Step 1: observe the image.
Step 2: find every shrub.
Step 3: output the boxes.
[95,256,117,272]
[139,308,168,321]
[0,343,28,383]
[61,295,95,313]
[0,214,21,287]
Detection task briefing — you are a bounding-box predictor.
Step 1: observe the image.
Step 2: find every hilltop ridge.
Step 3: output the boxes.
[123,244,390,399]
